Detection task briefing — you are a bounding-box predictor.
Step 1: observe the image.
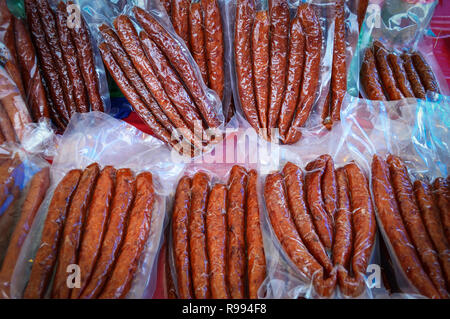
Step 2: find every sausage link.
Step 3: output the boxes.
[0,102,17,142]
[0,168,50,288]
[357,0,368,31]
[80,168,136,299]
[0,66,32,142]
[252,10,270,135]
[35,0,77,117]
[387,156,447,298]
[114,16,201,150]
[329,0,346,124]
[282,162,333,273]
[23,169,82,299]
[285,4,322,144]
[342,162,377,297]
[373,42,404,101]
[0,1,16,63]
[267,0,289,131]
[202,0,225,100]
[206,183,229,299]
[189,2,209,85]
[401,53,426,99]
[226,165,247,299]
[71,166,116,299]
[134,6,221,128]
[371,154,440,299]
[189,171,210,299]
[55,1,89,113]
[14,18,50,120]
[24,0,69,123]
[140,31,205,136]
[320,155,337,223]
[171,0,190,48]
[98,25,176,136]
[411,52,440,94]
[360,47,386,101]
[333,168,353,290]
[98,43,173,148]
[246,169,266,299]
[99,172,154,299]
[278,12,305,138]
[2,58,26,102]
[264,172,336,297]
[321,90,332,130]
[68,1,104,112]
[414,180,450,288]
[387,53,415,98]
[304,157,334,250]
[234,0,260,131]
[51,163,100,299]
[172,176,193,299]
[433,178,450,244]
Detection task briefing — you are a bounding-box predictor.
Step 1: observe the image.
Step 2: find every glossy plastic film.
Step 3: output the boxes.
[0,144,50,299]
[167,163,267,299]
[76,0,225,156]
[341,93,449,298]
[225,0,359,144]
[10,112,185,299]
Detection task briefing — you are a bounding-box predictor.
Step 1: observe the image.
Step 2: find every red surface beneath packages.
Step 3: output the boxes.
[128,2,450,298]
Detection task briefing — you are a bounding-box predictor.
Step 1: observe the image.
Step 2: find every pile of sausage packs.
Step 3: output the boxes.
[0,0,448,299]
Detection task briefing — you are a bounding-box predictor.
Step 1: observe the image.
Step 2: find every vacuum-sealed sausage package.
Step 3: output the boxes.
[159,0,234,123]
[0,0,110,135]
[341,92,450,299]
[9,111,185,299]
[257,108,386,299]
[226,0,360,144]
[0,144,50,299]
[348,0,449,103]
[166,161,267,299]
[73,0,225,157]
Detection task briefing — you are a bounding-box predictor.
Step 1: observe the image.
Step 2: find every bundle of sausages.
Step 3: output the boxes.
[264,155,377,297]
[0,0,34,143]
[170,166,266,299]
[13,0,104,132]
[99,7,222,156]
[163,0,228,118]
[371,154,449,299]
[23,164,155,299]
[0,161,49,298]
[235,0,327,144]
[360,41,441,101]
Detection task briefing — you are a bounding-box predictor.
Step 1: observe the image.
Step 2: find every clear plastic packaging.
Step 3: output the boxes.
[226,0,358,143]
[166,0,233,122]
[0,143,50,299]
[1,0,109,142]
[49,0,111,114]
[76,0,225,155]
[167,162,267,299]
[257,110,386,298]
[9,111,185,299]
[348,0,449,100]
